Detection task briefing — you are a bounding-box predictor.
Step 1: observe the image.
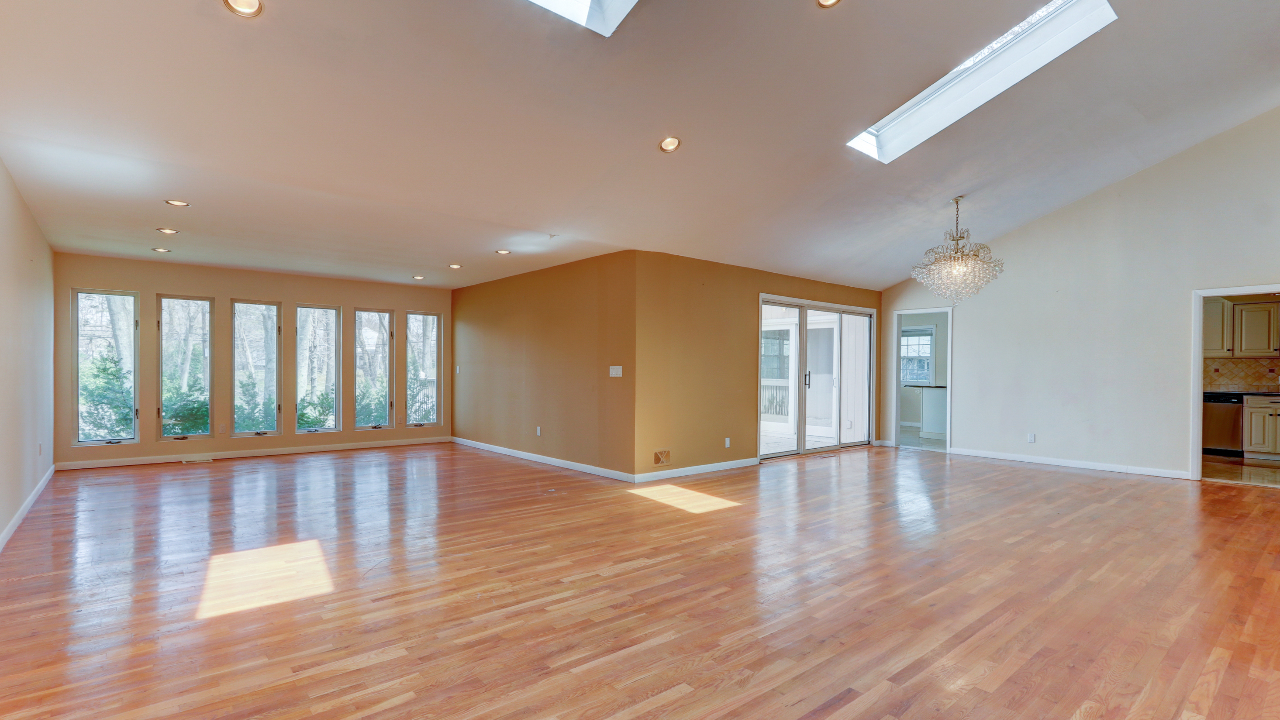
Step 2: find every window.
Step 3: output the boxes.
[760,329,791,380]
[406,313,439,426]
[76,291,137,443]
[849,0,1117,163]
[355,310,392,428]
[233,302,281,435]
[900,329,934,385]
[297,306,339,432]
[160,297,211,438]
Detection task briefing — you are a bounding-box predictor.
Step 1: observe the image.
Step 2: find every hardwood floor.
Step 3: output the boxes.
[2,443,1278,719]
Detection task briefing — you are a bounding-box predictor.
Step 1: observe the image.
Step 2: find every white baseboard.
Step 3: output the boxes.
[948,447,1195,481]
[55,436,454,471]
[899,422,922,428]
[452,437,760,483]
[0,463,55,555]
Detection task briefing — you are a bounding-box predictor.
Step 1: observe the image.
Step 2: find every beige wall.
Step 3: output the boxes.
[880,104,1280,477]
[0,159,54,547]
[634,252,880,473]
[452,250,880,477]
[452,252,637,474]
[55,254,451,467]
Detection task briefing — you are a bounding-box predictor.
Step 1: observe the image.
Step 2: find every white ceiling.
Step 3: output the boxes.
[0,0,1277,290]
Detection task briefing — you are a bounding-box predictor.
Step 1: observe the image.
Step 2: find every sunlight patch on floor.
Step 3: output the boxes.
[628,485,741,514]
[196,540,334,619]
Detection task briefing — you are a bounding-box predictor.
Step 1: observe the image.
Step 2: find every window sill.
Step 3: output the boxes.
[73,439,140,448]
[231,432,283,439]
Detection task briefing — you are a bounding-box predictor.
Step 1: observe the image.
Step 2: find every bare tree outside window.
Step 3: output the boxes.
[355,311,391,427]
[406,314,438,425]
[77,292,136,442]
[160,298,211,436]
[234,302,279,433]
[297,307,338,430]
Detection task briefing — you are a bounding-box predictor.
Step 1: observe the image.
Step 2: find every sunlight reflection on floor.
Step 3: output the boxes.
[629,485,742,514]
[196,539,334,619]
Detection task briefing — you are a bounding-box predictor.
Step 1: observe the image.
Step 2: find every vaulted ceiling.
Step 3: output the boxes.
[1,0,1277,289]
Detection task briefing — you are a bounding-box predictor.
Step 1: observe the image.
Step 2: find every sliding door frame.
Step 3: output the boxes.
[759,294,877,459]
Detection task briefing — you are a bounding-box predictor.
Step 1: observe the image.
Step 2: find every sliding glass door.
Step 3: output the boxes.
[760,300,873,458]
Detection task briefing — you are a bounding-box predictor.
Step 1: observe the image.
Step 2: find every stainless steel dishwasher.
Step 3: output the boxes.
[1203,392,1243,457]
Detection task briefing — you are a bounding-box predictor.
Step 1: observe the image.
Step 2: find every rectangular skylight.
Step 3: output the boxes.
[849,0,1117,164]
[525,0,640,37]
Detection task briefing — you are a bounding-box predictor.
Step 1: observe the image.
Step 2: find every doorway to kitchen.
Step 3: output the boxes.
[1195,285,1280,487]
[894,308,951,452]
[758,295,875,459]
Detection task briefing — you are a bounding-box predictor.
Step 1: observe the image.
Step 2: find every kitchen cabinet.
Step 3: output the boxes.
[1234,302,1280,358]
[1203,297,1233,358]
[1244,396,1280,455]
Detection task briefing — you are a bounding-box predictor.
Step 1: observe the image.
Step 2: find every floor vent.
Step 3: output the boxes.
[653,449,671,467]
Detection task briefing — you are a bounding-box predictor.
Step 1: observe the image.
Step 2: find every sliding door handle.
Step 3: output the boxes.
[804,371,811,388]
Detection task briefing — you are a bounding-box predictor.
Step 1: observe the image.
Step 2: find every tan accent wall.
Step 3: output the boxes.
[452,250,880,476]
[452,252,637,474]
[0,158,54,544]
[54,254,451,467]
[634,252,880,474]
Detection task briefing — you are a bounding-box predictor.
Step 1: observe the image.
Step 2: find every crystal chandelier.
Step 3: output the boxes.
[911,197,1004,305]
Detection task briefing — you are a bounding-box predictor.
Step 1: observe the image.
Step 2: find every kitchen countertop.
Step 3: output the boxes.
[1206,391,1280,396]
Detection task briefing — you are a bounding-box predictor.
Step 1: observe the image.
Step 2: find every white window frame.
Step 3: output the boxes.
[900,325,937,387]
[295,304,343,435]
[72,288,140,447]
[157,294,215,441]
[405,311,442,428]
[231,299,283,438]
[354,308,395,430]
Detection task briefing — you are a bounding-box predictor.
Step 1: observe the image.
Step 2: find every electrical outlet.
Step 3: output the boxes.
[456,366,460,374]
[1027,433,1036,443]
[537,426,541,437]
[219,423,227,435]
[725,437,731,448]
[609,366,623,377]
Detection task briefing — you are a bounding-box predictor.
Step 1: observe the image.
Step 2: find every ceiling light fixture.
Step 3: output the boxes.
[153,248,171,253]
[849,0,1116,164]
[496,250,511,254]
[659,137,681,153]
[224,0,263,18]
[413,276,425,280]
[157,228,179,234]
[817,0,841,7]
[165,200,190,207]
[449,264,462,269]
[911,197,1003,305]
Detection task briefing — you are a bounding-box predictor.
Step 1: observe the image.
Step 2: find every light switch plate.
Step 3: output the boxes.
[609,366,623,377]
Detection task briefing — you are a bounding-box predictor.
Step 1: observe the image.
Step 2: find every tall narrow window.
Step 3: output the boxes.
[233,302,280,435]
[160,297,212,438]
[355,310,392,428]
[76,291,137,443]
[406,313,438,426]
[297,306,339,432]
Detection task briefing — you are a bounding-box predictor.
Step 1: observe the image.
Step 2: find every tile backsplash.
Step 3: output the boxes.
[1205,358,1280,391]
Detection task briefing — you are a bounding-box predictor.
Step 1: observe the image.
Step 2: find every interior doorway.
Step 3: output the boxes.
[759,296,875,458]
[894,309,951,452]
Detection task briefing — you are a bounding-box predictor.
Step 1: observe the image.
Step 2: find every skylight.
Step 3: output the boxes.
[524,0,640,37]
[849,0,1117,164]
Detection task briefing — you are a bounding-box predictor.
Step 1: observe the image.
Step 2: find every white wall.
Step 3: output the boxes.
[0,158,54,551]
[882,104,1280,479]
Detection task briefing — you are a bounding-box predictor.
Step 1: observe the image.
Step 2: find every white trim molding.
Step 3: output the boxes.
[453,437,760,483]
[55,436,454,471]
[949,447,1194,481]
[0,463,55,555]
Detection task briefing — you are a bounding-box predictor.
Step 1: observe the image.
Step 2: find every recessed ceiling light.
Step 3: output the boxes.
[817,0,841,7]
[496,250,511,254]
[413,275,425,280]
[165,200,190,207]
[153,248,171,253]
[449,264,462,269]
[224,0,262,18]
[848,0,1116,164]
[157,228,179,234]
[659,137,681,153]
